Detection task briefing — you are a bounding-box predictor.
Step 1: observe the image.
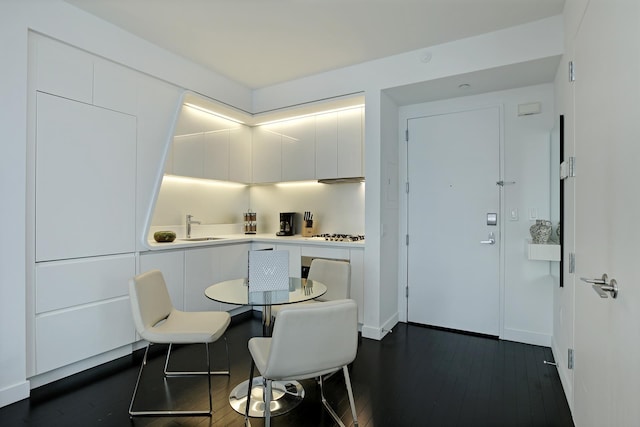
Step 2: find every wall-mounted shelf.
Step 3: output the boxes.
[527,240,561,261]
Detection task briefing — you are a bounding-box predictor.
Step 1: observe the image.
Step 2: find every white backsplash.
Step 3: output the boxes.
[150,176,365,236]
[249,181,365,235]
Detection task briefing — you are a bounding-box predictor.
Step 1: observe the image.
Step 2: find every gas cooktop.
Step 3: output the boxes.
[311,234,365,242]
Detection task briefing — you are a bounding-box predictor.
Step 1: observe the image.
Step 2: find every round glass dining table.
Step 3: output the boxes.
[204,277,327,418]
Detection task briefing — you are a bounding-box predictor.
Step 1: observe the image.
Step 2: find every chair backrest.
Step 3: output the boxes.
[307,259,350,301]
[129,270,174,340]
[264,299,358,380]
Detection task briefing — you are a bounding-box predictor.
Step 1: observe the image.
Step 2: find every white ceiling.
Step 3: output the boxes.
[65,0,565,91]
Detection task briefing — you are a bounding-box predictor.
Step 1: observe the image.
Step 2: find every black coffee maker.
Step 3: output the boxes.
[276,212,296,236]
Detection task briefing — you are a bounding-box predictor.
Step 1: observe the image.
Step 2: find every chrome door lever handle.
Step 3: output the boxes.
[580,274,619,299]
[580,275,607,285]
[480,232,495,245]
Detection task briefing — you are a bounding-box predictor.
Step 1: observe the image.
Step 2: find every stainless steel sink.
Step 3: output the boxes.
[178,237,224,241]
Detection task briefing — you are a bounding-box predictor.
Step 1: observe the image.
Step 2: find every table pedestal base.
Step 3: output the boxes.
[229,376,304,418]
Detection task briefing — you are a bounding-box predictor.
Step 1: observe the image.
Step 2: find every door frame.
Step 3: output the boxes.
[397,102,506,339]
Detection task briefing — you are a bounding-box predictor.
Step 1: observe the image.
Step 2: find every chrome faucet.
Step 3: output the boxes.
[186,214,200,238]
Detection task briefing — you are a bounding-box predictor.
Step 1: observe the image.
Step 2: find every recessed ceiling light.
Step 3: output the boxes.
[458,83,471,89]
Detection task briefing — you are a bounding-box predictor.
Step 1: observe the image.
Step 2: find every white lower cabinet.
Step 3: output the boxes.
[276,244,302,278]
[185,244,250,312]
[299,245,364,324]
[139,250,185,310]
[33,254,136,374]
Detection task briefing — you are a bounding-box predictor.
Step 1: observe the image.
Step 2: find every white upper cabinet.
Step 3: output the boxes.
[252,124,283,183]
[35,92,137,261]
[169,104,251,182]
[315,112,338,179]
[34,35,93,104]
[229,125,252,183]
[337,107,364,178]
[280,116,316,181]
[253,106,364,183]
[314,107,364,180]
[93,58,139,115]
[173,133,205,178]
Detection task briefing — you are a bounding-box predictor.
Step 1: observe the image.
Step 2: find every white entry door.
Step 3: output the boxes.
[572,2,640,426]
[407,107,501,336]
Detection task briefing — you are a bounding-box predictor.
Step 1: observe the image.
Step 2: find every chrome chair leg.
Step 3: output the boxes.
[264,378,273,427]
[164,338,230,376]
[129,342,213,417]
[318,365,358,427]
[343,365,359,426]
[244,360,256,427]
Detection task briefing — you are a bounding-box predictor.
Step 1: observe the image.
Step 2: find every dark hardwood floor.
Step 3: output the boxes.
[2,315,574,426]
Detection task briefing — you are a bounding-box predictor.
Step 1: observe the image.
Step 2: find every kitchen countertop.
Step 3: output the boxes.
[145,233,365,251]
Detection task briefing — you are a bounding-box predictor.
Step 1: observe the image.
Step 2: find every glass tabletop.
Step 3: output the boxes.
[204,277,327,306]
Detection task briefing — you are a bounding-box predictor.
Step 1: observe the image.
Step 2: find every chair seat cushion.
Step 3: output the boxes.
[142,309,230,344]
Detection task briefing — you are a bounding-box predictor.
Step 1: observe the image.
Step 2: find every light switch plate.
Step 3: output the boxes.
[529,208,538,220]
[509,208,519,221]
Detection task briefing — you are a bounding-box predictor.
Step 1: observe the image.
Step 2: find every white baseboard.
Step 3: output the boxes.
[0,380,30,408]
[501,327,552,347]
[361,312,399,341]
[29,345,132,389]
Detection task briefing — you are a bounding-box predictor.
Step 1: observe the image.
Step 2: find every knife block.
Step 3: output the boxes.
[301,221,316,237]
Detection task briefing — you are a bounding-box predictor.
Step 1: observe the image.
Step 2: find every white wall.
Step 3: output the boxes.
[398,83,557,346]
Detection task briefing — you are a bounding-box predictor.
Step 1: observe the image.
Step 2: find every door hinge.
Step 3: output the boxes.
[561,157,576,179]
[406,234,409,245]
[568,348,574,369]
[569,157,576,177]
[405,129,409,142]
[405,182,409,194]
[569,252,575,273]
[569,61,575,82]
[405,287,409,298]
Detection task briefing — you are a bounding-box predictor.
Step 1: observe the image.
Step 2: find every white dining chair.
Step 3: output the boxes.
[271,258,350,317]
[244,299,359,427]
[128,269,231,417]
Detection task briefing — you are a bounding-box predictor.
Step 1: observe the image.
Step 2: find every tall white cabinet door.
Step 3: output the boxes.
[252,124,282,183]
[229,125,252,183]
[35,93,136,262]
[281,117,316,181]
[315,112,338,179]
[337,108,364,178]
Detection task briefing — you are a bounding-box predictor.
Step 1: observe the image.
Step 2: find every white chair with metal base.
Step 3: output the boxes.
[271,258,351,317]
[245,299,359,427]
[128,269,231,417]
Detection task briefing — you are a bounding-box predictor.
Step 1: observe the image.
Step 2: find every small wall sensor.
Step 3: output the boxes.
[518,102,542,116]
